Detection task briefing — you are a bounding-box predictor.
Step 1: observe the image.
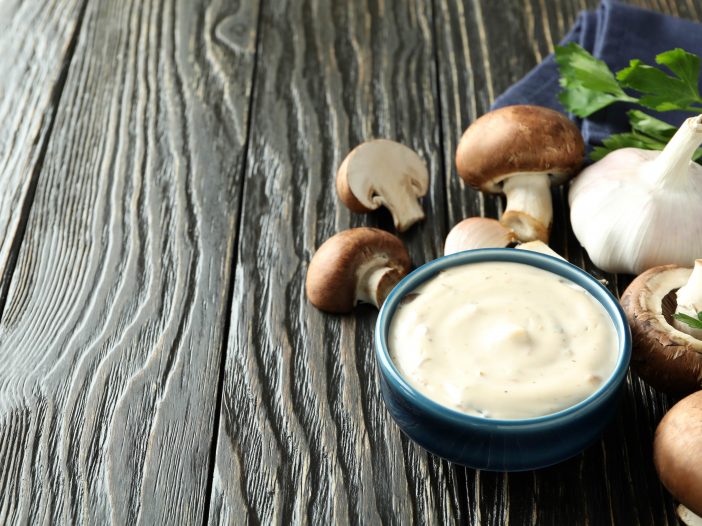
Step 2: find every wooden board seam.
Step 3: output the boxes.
[0,0,91,323]
[201,1,266,525]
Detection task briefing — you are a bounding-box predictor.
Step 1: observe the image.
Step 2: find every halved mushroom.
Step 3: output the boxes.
[654,391,702,519]
[620,263,702,395]
[336,139,429,232]
[306,227,411,313]
[443,217,516,255]
[455,105,584,243]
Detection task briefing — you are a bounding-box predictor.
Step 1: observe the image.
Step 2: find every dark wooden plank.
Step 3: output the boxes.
[0,0,88,309]
[435,0,702,524]
[0,0,260,522]
[208,0,465,523]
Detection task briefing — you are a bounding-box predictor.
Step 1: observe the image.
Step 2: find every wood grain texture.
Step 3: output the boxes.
[0,0,87,307]
[208,0,462,524]
[435,0,702,524]
[2,0,700,523]
[213,0,702,524]
[0,0,259,523]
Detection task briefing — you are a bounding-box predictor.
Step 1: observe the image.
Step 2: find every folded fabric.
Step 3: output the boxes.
[492,0,702,148]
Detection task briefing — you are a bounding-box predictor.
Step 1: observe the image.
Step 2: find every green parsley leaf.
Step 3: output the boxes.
[627,110,678,142]
[555,43,636,117]
[657,49,701,95]
[590,114,702,162]
[673,312,702,330]
[555,44,702,161]
[617,50,702,112]
[590,132,664,161]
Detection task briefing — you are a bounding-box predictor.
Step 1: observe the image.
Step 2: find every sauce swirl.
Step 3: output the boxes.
[388,262,618,419]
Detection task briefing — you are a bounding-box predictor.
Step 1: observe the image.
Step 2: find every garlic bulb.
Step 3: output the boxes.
[569,115,702,274]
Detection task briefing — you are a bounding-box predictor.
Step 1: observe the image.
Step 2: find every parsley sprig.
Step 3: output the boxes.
[673,311,702,330]
[554,43,702,161]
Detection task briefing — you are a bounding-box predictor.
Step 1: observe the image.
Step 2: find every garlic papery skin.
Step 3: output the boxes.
[674,259,702,340]
[444,217,516,255]
[569,115,702,274]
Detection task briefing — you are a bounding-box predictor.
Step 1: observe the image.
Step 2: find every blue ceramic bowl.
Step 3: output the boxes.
[375,248,631,472]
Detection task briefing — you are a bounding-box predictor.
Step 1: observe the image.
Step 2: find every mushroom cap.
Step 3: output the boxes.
[336,139,429,230]
[455,105,585,192]
[620,264,702,395]
[654,391,702,516]
[306,227,411,313]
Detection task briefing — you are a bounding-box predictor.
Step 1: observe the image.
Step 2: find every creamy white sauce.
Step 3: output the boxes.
[388,262,619,419]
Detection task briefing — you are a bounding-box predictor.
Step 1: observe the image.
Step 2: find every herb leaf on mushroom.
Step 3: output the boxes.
[621,262,702,395]
[673,312,702,330]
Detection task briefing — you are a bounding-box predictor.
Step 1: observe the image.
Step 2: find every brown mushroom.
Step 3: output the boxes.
[306,227,411,313]
[443,217,516,255]
[654,391,702,518]
[455,105,584,243]
[620,264,702,395]
[336,139,429,232]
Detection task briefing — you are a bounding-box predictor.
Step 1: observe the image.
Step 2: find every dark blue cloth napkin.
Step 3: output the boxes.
[492,0,702,148]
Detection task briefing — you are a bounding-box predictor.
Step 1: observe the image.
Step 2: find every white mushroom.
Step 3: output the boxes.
[336,139,429,232]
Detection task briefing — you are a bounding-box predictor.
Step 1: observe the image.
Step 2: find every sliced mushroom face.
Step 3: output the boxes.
[620,264,702,395]
[336,139,429,232]
[306,227,411,313]
[654,391,702,517]
[444,217,516,255]
[455,105,584,243]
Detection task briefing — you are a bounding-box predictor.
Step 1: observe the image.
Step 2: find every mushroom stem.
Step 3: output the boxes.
[678,505,702,526]
[675,259,702,339]
[648,115,702,189]
[380,184,426,232]
[355,257,404,308]
[500,173,551,243]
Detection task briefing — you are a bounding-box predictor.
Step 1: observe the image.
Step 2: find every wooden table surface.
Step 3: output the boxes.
[1,0,700,523]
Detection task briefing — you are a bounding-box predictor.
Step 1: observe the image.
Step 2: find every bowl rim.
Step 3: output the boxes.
[375,248,632,427]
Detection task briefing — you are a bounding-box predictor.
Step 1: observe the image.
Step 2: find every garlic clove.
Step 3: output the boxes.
[444,217,516,255]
